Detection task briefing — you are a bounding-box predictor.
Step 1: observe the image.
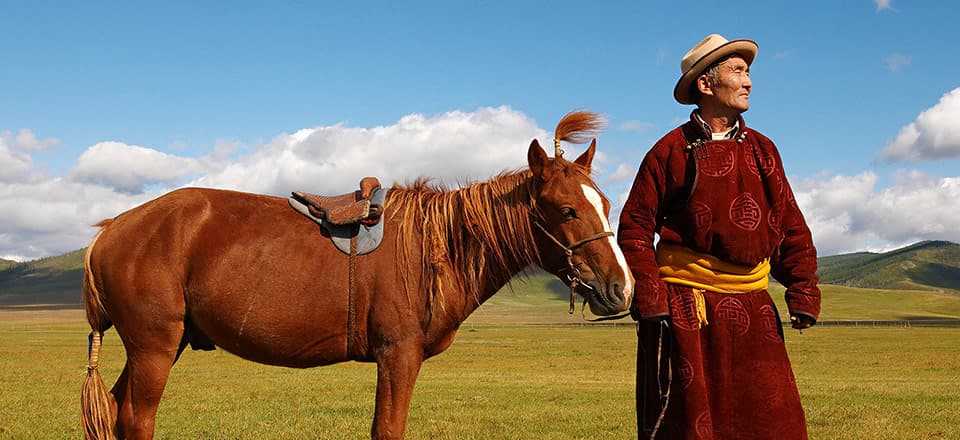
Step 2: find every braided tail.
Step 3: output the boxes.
[80,221,117,440]
[81,331,116,439]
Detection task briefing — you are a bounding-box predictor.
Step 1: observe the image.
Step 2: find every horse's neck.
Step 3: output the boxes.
[448,174,539,315]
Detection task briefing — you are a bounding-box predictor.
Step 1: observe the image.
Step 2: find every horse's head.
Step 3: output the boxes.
[527,112,634,316]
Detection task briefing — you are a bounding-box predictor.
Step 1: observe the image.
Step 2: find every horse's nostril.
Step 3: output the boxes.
[612,283,624,303]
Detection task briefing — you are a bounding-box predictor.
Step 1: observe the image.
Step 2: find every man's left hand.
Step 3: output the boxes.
[790,314,815,330]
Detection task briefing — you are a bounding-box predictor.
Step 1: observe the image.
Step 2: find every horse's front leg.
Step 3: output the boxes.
[370,337,425,440]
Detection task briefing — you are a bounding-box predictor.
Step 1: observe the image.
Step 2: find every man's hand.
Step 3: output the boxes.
[790,314,815,330]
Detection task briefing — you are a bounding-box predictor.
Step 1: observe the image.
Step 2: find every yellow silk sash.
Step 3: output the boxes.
[656,242,770,327]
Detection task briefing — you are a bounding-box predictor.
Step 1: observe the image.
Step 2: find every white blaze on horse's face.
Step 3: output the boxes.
[580,184,635,308]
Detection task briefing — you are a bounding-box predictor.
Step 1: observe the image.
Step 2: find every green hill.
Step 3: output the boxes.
[3,241,960,322]
[0,249,85,306]
[817,240,960,291]
[0,258,18,271]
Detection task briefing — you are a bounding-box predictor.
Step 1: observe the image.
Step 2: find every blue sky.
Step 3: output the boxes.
[2,1,958,260]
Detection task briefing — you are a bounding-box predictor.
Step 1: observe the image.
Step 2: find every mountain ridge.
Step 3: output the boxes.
[817,240,960,291]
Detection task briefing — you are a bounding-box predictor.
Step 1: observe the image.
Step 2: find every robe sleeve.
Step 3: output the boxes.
[769,154,822,323]
[617,144,672,320]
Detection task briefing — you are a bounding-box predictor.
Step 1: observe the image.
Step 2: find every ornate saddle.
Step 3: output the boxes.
[291,177,383,226]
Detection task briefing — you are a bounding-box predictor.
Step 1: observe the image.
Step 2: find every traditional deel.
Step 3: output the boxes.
[619,112,821,439]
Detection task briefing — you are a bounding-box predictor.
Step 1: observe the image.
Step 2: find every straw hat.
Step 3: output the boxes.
[673,34,758,105]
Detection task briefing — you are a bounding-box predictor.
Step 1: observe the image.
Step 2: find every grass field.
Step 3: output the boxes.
[0,307,958,439]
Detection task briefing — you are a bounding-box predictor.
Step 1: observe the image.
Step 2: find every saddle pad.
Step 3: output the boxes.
[288,188,389,255]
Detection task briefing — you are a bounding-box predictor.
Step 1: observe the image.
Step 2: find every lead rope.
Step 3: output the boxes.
[562,247,580,314]
[649,320,672,439]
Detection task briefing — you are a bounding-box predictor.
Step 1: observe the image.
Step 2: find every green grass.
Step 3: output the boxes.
[769,282,960,322]
[1,310,958,439]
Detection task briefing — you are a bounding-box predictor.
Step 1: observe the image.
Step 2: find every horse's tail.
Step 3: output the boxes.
[81,219,117,440]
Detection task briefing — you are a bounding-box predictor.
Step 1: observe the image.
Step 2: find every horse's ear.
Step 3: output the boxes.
[528,139,552,181]
[574,138,596,170]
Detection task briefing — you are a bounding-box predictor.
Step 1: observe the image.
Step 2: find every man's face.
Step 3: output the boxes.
[702,55,752,113]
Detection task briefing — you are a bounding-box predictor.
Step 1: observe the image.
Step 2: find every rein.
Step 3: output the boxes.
[532,222,613,314]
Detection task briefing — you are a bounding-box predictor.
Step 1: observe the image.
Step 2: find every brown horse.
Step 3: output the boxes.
[80,111,634,439]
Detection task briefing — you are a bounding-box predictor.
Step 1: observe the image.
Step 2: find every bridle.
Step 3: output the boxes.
[532,221,613,314]
[533,137,631,321]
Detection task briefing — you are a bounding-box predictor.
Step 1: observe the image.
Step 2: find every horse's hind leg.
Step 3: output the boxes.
[112,323,186,439]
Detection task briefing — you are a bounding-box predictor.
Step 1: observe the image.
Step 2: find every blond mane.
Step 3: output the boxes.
[385,170,541,315]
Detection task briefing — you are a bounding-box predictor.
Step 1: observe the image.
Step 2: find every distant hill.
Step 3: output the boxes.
[0,258,18,271]
[2,240,959,309]
[0,249,85,306]
[818,240,960,291]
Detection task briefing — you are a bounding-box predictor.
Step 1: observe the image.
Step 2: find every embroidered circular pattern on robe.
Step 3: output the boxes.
[677,356,695,390]
[744,146,777,177]
[695,411,714,438]
[760,304,782,343]
[715,297,751,336]
[768,209,782,237]
[669,289,702,332]
[690,200,713,230]
[698,144,736,177]
[729,193,762,231]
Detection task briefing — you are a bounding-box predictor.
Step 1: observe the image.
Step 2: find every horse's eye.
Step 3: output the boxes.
[561,207,577,220]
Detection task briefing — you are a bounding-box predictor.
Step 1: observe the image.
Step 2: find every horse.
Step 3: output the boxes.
[80,111,635,440]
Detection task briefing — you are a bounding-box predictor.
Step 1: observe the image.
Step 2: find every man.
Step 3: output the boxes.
[618,34,821,439]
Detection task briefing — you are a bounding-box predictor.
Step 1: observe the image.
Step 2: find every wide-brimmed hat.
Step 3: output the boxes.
[673,34,758,105]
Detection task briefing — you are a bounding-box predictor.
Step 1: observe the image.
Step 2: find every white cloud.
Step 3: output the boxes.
[880,88,960,161]
[605,163,637,184]
[190,106,547,196]
[656,48,669,67]
[773,49,797,61]
[618,120,656,134]
[794,171,960,255]
[69,141,208,194]
[875,0,895,12]
[0,129,61,152]
[8,106,958,262]
[0,107,552,260]
[0,138,35,183]
[0,178,159,260]
[884,53,910,72]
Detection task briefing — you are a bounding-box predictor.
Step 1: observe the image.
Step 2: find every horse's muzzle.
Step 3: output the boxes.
[580,280,632,316]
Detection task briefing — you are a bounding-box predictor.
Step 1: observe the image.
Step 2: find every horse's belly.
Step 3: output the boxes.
[185,249,354,368]
[188,294,350,367]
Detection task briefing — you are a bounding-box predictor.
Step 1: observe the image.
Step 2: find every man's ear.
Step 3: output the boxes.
[527,139,552,181]
[574,138,596,171]
[696,74,713,97]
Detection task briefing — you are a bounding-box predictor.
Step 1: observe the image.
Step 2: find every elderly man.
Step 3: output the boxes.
[618,34,821,439]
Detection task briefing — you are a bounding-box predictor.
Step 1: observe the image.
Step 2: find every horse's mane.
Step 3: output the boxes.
[385,170,541,315]
[385,110,604,315]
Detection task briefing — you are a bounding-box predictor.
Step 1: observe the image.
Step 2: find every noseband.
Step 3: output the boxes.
[533,222,613,314]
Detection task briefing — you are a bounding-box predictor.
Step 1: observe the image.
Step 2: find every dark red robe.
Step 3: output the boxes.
[618,113,821,439]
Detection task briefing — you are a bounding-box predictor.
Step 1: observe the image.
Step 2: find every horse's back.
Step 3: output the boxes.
[91,187,289,278]
[89,187,362,366]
